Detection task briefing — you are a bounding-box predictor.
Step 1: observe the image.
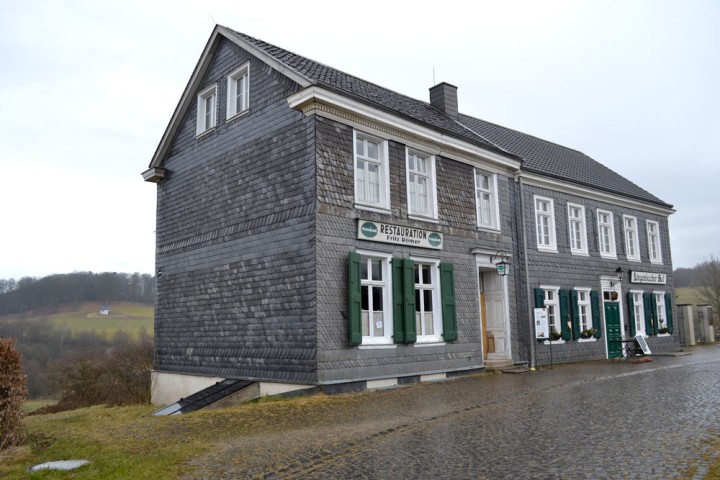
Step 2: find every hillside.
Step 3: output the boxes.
[0,302,153,338]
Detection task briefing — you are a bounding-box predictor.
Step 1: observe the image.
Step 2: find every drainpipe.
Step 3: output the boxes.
[516,171,536,369]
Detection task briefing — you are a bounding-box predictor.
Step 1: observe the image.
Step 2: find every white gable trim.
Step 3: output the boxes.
[518,171,675,216]
[288,86,521,171]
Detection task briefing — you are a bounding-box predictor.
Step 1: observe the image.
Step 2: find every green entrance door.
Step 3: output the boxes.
[605,302,622,358]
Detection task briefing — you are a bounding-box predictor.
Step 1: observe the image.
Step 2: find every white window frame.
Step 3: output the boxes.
[631,290,646,336]
[575,288,593,333]
[567,203,588,255]
[411,258,443,343]
[357,250,394,346]
[354,130,390,212]
[475,169,500,231]
[196,84,217,135]
[534,196,557,252]
[406,148,438,220]
[623,215,641,262]
[597,209,617,259]
[541,286,563,342]
[654,291,667,334]
[226,63,250,120]
[647,220,663,264]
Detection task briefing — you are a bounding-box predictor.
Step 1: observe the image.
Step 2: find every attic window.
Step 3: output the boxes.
[196,84,217,135]
[227,64,249,119]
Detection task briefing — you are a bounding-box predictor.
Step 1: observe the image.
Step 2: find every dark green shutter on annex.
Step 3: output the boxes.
[402,259,417,343]
[534,288,545,309]
[591,291,602,338]
[559,289,572,341]
[643,292,654,335]
[650,292,659,335]
[665,292,674,334]
[605,302,622,358]
[440,263,457,341]
[391,258,406,343]
[348,252,362,345]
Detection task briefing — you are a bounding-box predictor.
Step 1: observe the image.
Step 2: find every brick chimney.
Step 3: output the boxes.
[429,82,458,119]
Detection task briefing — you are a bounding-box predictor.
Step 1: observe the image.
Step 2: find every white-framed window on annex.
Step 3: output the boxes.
[196,84,217,135]
[534,196,556,251]
[654,291,667,333]
[413,260,442,343]
[623,215,640,261]
[354,130,390,212]
[406,149,437,220]
[628,290,646,336]
[597,209,616,258]
[647,220,663,264]
[540,287,561,339]
[567,203,588,255]
[575,288,592,333]
[227,63,249,119]
[475,169,499,230]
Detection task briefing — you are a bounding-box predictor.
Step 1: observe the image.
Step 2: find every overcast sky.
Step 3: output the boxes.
[0,0,717,279]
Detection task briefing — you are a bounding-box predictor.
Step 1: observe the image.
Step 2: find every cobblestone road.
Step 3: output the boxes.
[184,346,720,479]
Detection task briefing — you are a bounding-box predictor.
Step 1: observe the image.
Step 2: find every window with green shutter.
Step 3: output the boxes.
[349,251,393,345]
[626,292,636,337]
[570,289,581,340]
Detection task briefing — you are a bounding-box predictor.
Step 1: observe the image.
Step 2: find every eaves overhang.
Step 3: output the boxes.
[288,86,522,171]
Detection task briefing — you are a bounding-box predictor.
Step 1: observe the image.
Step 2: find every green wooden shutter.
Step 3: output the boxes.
[627,292,636,337]
[534,288,545,308]
[440,263,457,341]
[391,258,406,344]
[348,252,362,345]
[570,289,581,340]
[403,259,417,343]
[665,292,674,334]
[650,292,658,335]
[559,289,572,341]
[591,290,602,338]
[643,292,654,335]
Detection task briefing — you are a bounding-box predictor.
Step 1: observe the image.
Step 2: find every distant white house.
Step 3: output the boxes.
[100,305,111,315]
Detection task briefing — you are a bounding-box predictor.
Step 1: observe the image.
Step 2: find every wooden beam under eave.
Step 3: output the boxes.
[142,167,166,183]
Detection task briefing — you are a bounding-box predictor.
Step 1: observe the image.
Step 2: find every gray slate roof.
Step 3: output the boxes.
[458,115,671,207]
[230,28,671,209]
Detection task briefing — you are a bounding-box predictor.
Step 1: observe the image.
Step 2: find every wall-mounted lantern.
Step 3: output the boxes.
[610,266,624,287]
[491,251,511,277]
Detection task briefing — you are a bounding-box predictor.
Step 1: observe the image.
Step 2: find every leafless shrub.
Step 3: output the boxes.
[0,338,27,450]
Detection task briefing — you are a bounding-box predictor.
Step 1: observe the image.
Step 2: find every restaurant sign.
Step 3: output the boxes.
[357,219,443,250]
[630,271,667,285]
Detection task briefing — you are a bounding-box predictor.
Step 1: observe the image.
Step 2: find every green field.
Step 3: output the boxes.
[3,302,154,339]
[674,287,706,306]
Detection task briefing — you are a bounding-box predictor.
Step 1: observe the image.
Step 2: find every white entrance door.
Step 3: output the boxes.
[481,270,510,360]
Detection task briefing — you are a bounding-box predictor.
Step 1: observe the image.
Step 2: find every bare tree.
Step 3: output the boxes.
[696,253,720,315]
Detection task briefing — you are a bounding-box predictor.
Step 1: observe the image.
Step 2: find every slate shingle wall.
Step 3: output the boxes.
[520,184,678,365]
[314,116,518,382]
[154,38,318,383]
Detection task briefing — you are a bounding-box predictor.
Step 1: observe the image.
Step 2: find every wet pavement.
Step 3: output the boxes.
[184,345,720,479]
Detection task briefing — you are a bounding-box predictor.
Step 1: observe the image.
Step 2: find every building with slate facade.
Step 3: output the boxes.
[143,26,677,405]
